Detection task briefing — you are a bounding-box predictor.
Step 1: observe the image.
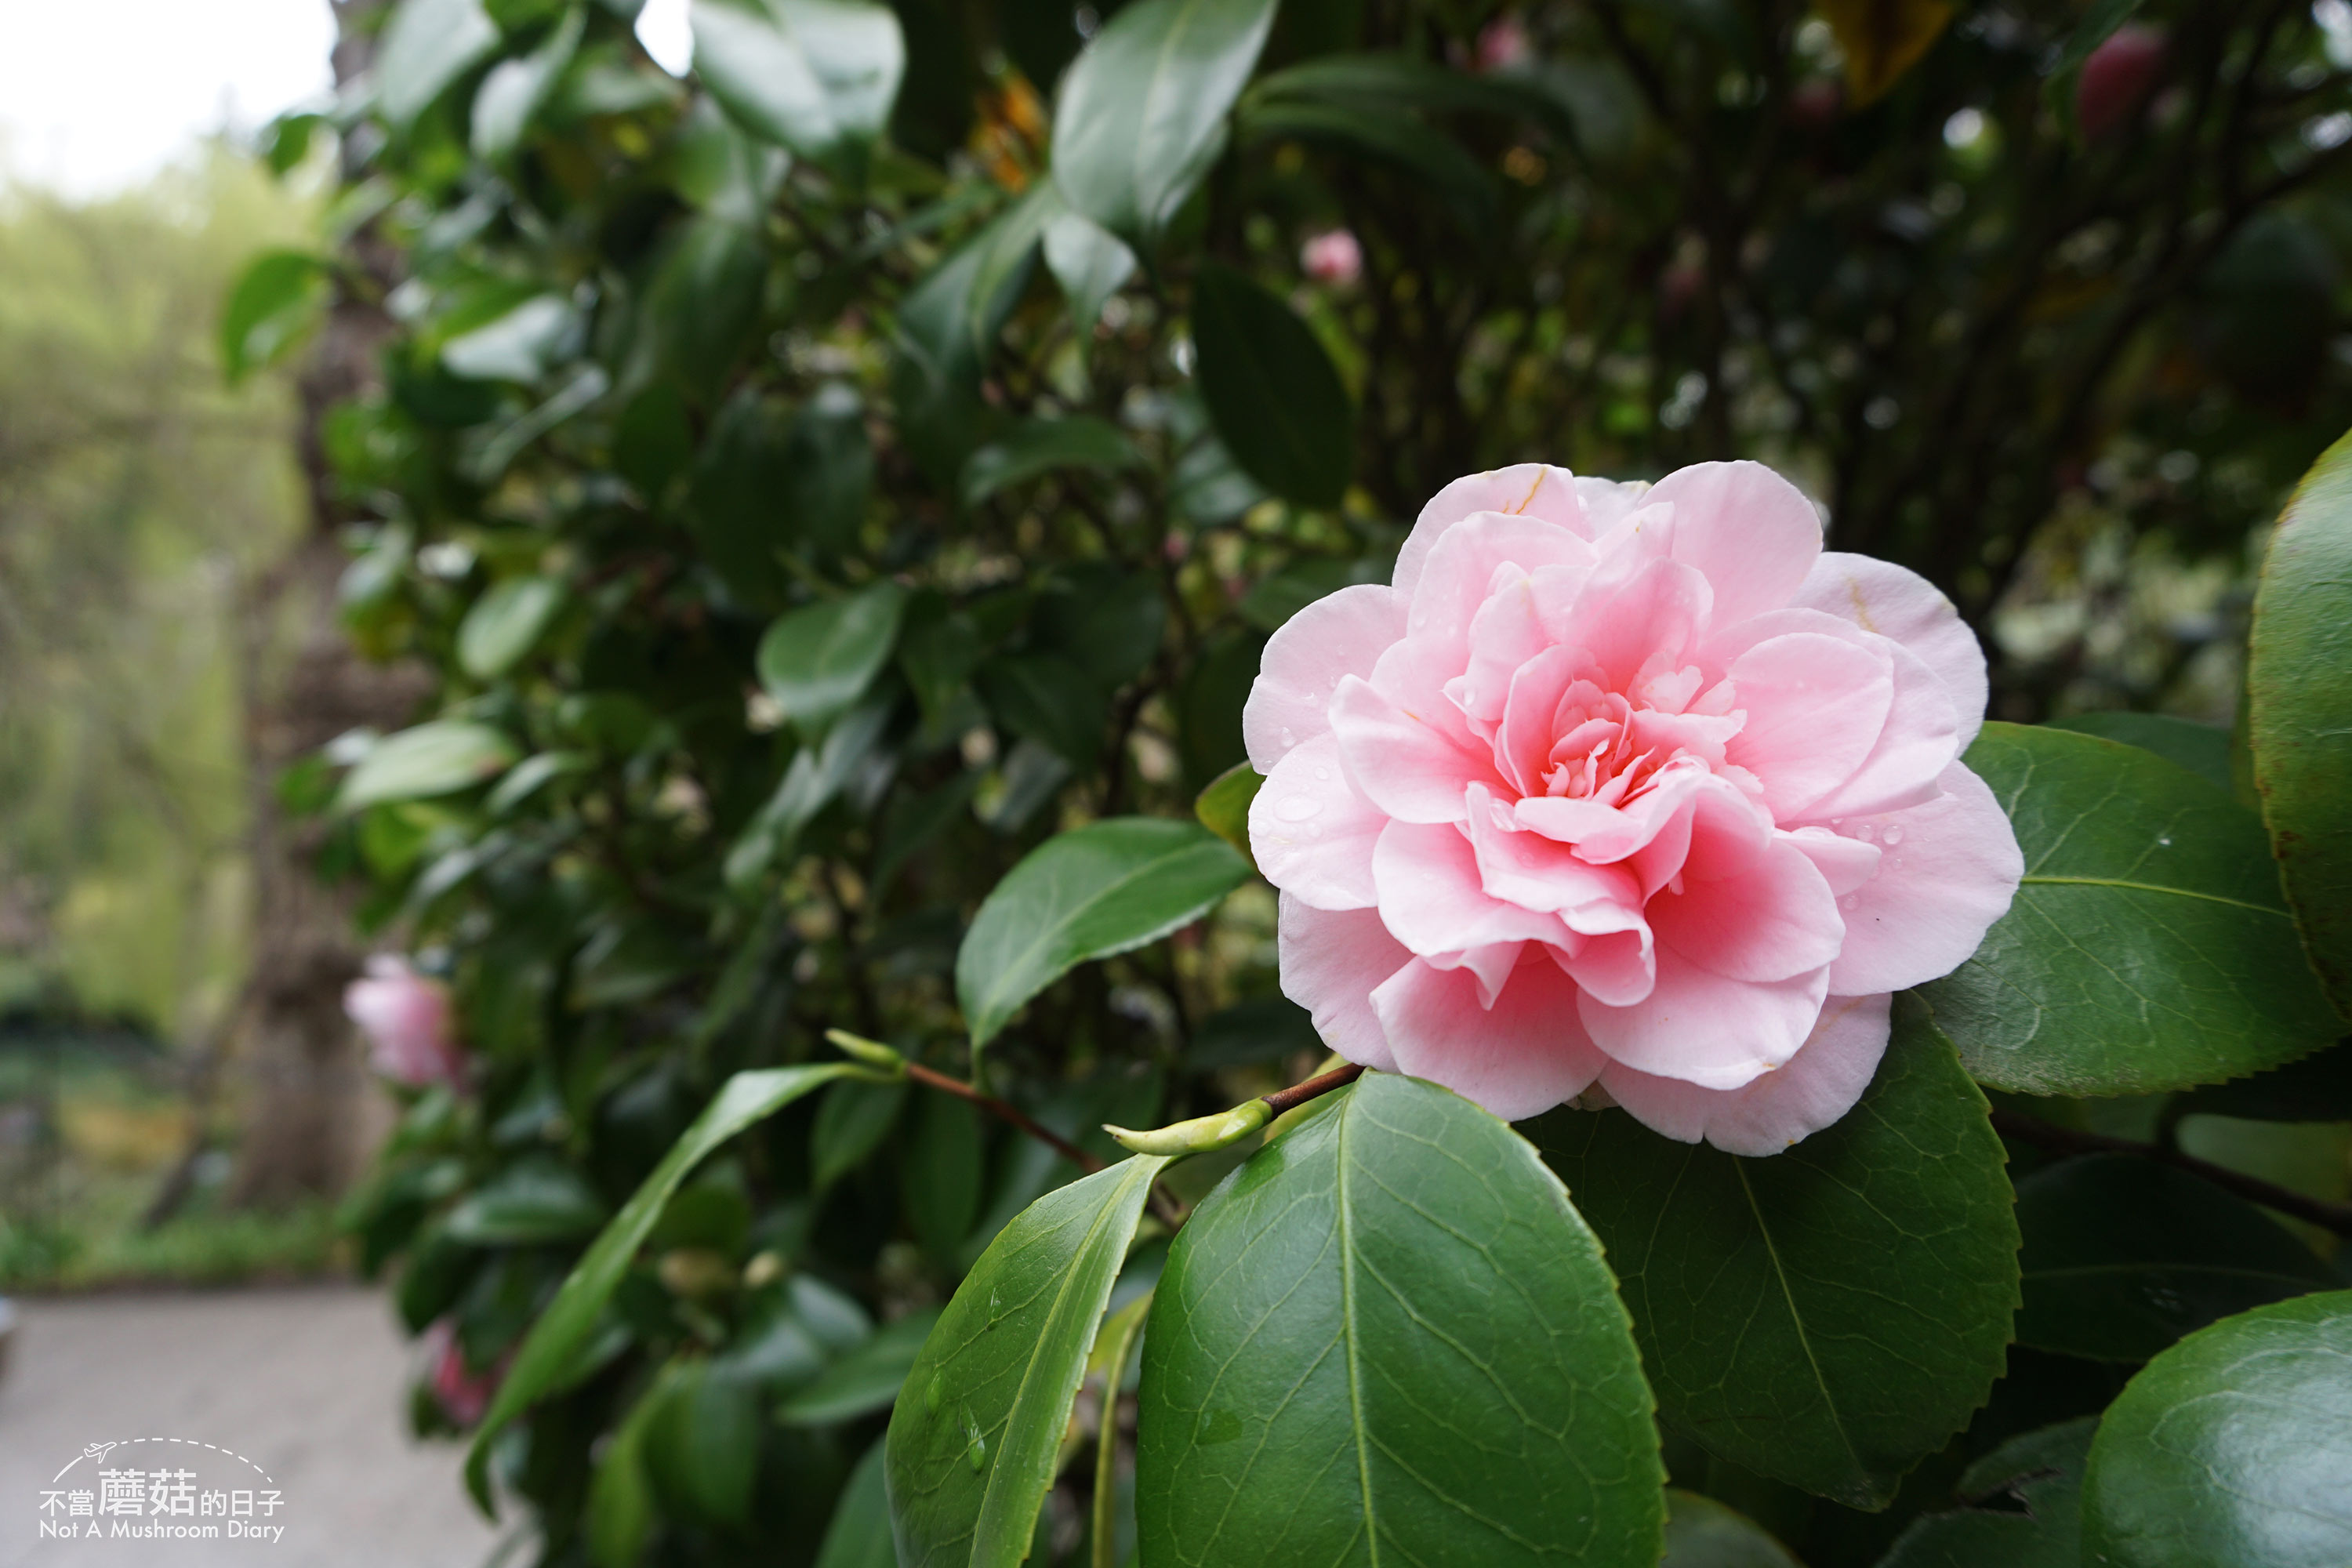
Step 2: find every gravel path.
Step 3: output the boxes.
[2,1287,505,1566]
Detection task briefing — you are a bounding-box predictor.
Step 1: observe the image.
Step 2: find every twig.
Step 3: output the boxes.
[905,1060,1106,1174]
[1991,1109,2352,1240]
[1262,1062,1365,1119]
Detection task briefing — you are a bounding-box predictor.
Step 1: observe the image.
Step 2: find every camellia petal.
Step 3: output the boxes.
[1597,992,1893,1155]
[1791,551,1987,748]
[1725,632,1894,820]
[1824,762,2023,996]
[1406,510,1596,645]
[1393,463,1585,596]
[1647,835,1845,984]
[1328,674,1500,823]
[1372,818,1570,956]
[1276,896,1406,1073]
[1243,583,1406,771]
[1370,952,1607,1120]
[1249,733,1384,910]
[1643,459,1824,627]
[1580,945,1831,1090]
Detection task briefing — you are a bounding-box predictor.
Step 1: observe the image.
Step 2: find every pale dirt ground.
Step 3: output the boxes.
[0,1286,506,1567]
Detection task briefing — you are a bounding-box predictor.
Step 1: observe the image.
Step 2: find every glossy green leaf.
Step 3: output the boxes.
[724,699,892,888]
[1138,1072,1665,1566]
[464,1063,862,1508]
[885,1152,1172,1567]
[2172,1037,2352,1123]
[1247,52,1581,141]
[2014,1152,2334,1363]
[2250,428,2352,1019]
[2082,1290,2352,1567]
[892,186,1056,485]
[1660,1490,1802,1568]
[812,1076,907,1189]
[378,0,503,126]
[471,5,584,159]
[817,1437,897,1568]
[220,250,328,384]
[779,1307,944,1425]
[2043,712,2232,794]
[957,817,1250,1051]
[1878,1417,2096,1568]
[638,212,768,400]
[960,416,1141,509]
[757,582,910,734]
[443,1160,609,1244]
[1918,724,2341,1094]
[1530,994,2017,1508]
[692,0,906,172]
[441,294,576,383]
[336,720,519,811]
[584,1368,663,1568]
[904,1091,983,1257]
[1190,263,1352,507]
[644,1359,761,1529]
[1042,211,1138,336]
[1191,760,1260,864]
[458,576,565,680]
[1050,0,1276,246]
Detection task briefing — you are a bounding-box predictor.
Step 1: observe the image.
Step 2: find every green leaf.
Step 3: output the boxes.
[442,1160,610,1245]
[904,1091,983,1257]
[1878,1418,2097,1568]
[1235,98,1498,234]
[1248,52,1581,142]
[463,1063,862,1509]
[378,0,503,126]
[891,186,1057,486]
[220,250,328,385]
[692,0,907,173]
[2043,712,2232,794]
[1138,1072,1665,1566]
[643,1359,761,1529]
[458,575,565,680]
[2082,1290,2352,1567]
[1918,724,2342,1094]
[2014,1153,2335,1363]
[724,699,892,888]
[2171,1037,2352,1123]
[1051,0,1276,247]
[336,720,520,812]
[816,1436,897,1568]
[471,4,585,159]
[585,1370,663,1568]
[978,652,1107,765]
[779,1306,944,1425]
[960,416,1141,509]
[2250,427,2352,1020]
[1191,760,1260,864]
[1190,263,1353,507]
[885,1152,1173,1567]
[812,1076,907,1189]
[1529,994,2018,1508]
[1660,1490,1803,1567]
[1042,211,1138,337]
[637,212,768,400]
[956,817,1250,1051]
[441,294,577,383]
[756,582,911,735]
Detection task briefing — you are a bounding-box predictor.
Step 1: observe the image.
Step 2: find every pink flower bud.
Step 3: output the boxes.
[2077,25,2165,140]
[1301,229,1363,287]
[1475,13,1530,74]
[345,955,463,1089]
[426,1319,498,1427]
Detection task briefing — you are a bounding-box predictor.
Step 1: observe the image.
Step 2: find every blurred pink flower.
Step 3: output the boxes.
[2077,25,2165,140]
[1476,13,1530,73]
[426,1319,497,1427]
[345,955,463,1089]
[1301,230,1363,288]
[1245,462,2020,1152]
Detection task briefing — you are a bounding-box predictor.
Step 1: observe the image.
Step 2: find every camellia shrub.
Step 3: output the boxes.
[251,0,2352,1563]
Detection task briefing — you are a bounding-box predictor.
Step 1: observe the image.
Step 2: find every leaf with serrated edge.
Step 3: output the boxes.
[1138,1072,1664,1566]
[1530,993,2017,1508]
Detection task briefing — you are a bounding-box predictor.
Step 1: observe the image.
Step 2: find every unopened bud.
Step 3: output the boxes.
[1105,1098,1272,1156]
[825,1029,908,1076]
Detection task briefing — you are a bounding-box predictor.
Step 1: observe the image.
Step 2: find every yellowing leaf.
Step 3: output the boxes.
[1818,0,1953,107]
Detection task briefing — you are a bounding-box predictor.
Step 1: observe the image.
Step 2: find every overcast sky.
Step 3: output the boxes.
[0,0,692,196]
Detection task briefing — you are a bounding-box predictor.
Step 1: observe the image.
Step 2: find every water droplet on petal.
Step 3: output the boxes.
[1882,826,1903,845]
[1312,765,1331,782]
[1275,794,1320,822]
[1841,894,1859,911]
[1279,728,1296,747]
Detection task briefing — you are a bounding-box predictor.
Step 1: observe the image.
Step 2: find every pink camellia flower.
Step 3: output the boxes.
[425,1319,498,1427]
[345,955,463,1090]
[2077,24,2165,140]
[1245,462,2021,1153]
[1301,229,1363,288]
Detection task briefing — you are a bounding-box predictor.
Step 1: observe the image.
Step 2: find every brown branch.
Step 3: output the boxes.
[906,1060,1106,1174]
[1991,1109,2352,1239]
[1261,1062,1366,1118]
